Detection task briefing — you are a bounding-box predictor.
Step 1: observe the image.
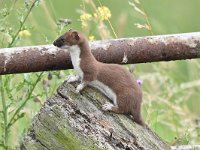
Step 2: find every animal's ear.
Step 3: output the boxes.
[72,31,80,41]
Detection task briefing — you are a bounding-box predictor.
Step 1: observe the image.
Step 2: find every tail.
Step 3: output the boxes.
[131,109,146,127]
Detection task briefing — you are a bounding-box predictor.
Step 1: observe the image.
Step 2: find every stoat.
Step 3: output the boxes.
[53,29,144,126]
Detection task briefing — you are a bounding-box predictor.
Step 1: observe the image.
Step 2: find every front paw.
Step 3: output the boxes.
[75,88,80,93]
[75,83,84,93]
[102,102,114,111]
[66,75,79,83]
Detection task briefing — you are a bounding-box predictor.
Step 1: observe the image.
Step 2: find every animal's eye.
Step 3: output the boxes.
[61,38,65,42]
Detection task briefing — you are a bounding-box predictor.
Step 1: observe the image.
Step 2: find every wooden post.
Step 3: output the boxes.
[21,82,171,150]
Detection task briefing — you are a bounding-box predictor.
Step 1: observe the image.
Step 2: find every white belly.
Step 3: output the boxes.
[89,80,117,105]
[68,45,83,79]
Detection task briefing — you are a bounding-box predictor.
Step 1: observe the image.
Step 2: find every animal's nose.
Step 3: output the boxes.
[53,40,57,46]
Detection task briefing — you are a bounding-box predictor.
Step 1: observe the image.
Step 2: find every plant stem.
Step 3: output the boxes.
[144,13,153,35]
[139,0,154,35]
[107,19,118,38]
[0,76,8,149]
[7,72,43,129]
[48,0,57,21]
[97,0,118,38]
[8,0,37,47]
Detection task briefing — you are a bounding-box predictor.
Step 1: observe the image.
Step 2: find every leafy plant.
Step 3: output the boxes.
[0,1,42,149]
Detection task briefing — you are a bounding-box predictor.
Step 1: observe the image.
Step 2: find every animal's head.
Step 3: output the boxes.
[53,29,84,49]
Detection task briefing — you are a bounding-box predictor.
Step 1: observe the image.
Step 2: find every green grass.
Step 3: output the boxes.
[136,60,200,143]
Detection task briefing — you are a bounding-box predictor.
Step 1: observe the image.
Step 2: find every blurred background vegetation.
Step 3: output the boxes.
[0,0,200,149]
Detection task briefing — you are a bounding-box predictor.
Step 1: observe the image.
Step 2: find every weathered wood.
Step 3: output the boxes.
[21,82,170,150]
[171,145,200,150]
[1,32,200,75]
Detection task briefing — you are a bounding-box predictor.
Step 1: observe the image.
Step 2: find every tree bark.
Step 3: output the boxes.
[1,32,200,75]
[21,82,170,150]
[171,145,200,150]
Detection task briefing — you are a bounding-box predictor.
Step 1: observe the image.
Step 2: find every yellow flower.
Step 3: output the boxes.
[89,36,95,41]
[95,6,111,21]
[19,30,31,37]
[80,13,92,28]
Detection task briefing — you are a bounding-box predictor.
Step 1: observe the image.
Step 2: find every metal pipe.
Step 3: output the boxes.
[0,32,200,75]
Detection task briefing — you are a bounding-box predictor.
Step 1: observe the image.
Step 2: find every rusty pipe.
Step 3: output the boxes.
[0,32,200,75]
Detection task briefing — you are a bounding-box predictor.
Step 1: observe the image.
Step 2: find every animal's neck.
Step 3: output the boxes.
[68,45,82,67]
[79,41,95,59]
[68,45,83,77]
[68,41,97,74]
[68,41,95,60]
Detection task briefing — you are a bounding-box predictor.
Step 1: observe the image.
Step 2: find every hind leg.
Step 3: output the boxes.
[102,102,125,113]
[102,94,127,114]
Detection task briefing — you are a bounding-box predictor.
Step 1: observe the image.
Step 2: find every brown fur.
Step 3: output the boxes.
[53,30,145,126]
